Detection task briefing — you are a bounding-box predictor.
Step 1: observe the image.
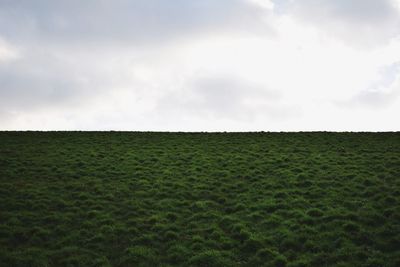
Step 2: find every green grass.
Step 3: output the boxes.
[0,132,399,266]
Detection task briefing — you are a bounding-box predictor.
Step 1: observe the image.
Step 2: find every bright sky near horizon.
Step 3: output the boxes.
[1,0,400,131]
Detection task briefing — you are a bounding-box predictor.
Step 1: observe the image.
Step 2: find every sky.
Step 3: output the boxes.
[1,0,400,131]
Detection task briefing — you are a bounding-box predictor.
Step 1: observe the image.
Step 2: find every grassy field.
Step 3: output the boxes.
[0,132,399,267]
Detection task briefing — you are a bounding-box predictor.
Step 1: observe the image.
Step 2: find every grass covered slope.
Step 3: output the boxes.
[0,132,399,266]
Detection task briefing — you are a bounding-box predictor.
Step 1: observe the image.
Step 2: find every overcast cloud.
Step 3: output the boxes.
[1,0,400,131]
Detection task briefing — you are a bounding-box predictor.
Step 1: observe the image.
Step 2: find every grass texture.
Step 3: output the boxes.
[0,132,399,266]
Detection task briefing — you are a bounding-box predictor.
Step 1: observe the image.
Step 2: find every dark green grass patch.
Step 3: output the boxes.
[0,132,400,266]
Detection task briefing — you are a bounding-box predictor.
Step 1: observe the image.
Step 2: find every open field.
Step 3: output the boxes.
[0,132,399,266]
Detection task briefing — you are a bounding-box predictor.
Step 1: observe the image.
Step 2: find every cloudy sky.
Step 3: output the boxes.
[1,0,400,131]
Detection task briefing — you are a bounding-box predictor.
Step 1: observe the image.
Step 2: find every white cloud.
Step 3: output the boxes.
[0,0,273,45]
[276,0,400,48]
[0,38,20,62]
[155,72,288,120]
[248,0,275,10]
[0,0,399,131]
[338,62,400,108]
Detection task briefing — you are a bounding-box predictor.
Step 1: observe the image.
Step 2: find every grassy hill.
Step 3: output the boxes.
[0,132,399,266]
